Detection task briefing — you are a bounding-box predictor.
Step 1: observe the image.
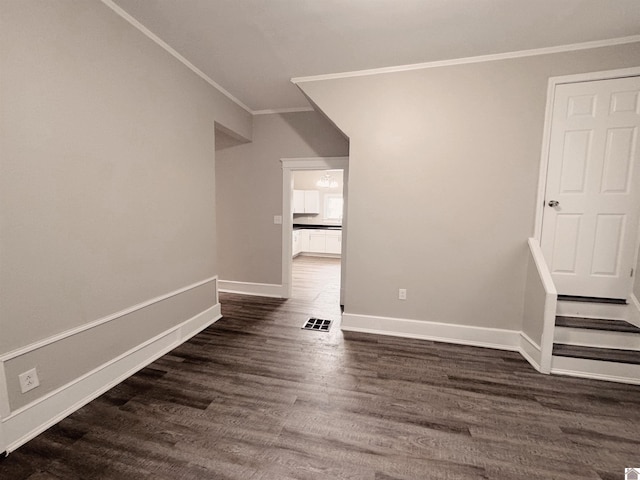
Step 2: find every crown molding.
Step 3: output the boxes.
[253,107,315,115]
[292,35,640,84]
[99,3,640,113]
[101,0,253,114]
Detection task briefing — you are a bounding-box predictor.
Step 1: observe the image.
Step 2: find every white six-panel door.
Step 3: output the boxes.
[541,76,640,299]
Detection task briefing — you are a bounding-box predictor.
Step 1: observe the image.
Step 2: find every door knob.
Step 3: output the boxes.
[548,200,560,207]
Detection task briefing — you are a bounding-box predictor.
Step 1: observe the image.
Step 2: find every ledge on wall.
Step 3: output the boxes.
[218,280,285,298]
[0,279,221,454]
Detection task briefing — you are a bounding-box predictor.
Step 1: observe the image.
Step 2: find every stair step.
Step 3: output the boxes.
[557,295,626,305]
[556,299,630,321]
[555,316,640,334]
[551,355,640,385]
[553,344,640,365]
[554,326,640,351]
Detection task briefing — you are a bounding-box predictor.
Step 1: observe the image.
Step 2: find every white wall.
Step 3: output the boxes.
[298,42,640,333]
[0,0,249,432]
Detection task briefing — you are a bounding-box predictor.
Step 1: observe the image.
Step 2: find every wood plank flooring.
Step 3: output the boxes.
[2,257,640,479]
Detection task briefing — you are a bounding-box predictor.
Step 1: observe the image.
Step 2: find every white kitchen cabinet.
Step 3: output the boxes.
[304,190,320,214]
[298,229,342,255]
[293,190,305,214]
[292,190,320,214]
[292,230,301,257]
[325,230,342,254]
[299,229,310,252]
[308,231,326,252]
[293,229,318,257]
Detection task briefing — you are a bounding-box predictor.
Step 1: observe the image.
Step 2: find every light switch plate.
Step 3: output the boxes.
[274,215,283,225]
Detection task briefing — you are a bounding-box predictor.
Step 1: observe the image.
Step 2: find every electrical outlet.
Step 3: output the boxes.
[273,215,283,225]
[19,368,40,393]
[398,288,407,300]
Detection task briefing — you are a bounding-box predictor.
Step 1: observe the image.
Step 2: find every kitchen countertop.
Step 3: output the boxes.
[293,224,342,230]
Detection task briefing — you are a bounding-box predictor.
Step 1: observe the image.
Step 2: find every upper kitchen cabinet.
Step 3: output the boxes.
[304,190,320,214]
[293,189,320,214]
[293,190,304,213]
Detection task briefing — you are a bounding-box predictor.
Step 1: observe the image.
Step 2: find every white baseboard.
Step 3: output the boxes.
[297,252,341,259]
[218,280,285,298]
[0,277,218,363]
[341,313,520,351]
[1,304,221,454]
[551,355,640,385]
[519,333,544,373]
[341,311,640,384]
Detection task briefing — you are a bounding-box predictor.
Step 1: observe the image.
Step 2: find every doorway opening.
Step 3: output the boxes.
[280,157,349,310]
[291,169,344,307]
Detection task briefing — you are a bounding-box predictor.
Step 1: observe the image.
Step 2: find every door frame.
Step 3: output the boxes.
[280,157,349,300]
[533,66,640,299]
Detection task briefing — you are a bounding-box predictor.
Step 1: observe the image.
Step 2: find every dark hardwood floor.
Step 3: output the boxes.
[2,256,640,479]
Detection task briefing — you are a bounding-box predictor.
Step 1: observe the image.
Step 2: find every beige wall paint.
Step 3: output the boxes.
[216,112,349,284]
[0,1,248,408]
[298,42,640,331]
[293,170,344,225]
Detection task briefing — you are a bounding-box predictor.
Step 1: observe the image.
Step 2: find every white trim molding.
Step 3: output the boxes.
[0,277,218,362]
[342,311,640,383]
[341,313,520,351]
[526,238,557,374]
[100,0,252,113]
[0,364,9,421]
[253,107,315,115]
[519,332,543,373]
[281,157,349,299]
[102,1,315,117]
[292,36,640,84]
[1,304,221,454]
[218,280,285,298]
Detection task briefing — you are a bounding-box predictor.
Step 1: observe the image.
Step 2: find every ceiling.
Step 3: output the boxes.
[111,0,640,113]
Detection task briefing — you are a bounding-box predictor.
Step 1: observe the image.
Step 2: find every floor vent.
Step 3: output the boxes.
[302,318,332,332]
